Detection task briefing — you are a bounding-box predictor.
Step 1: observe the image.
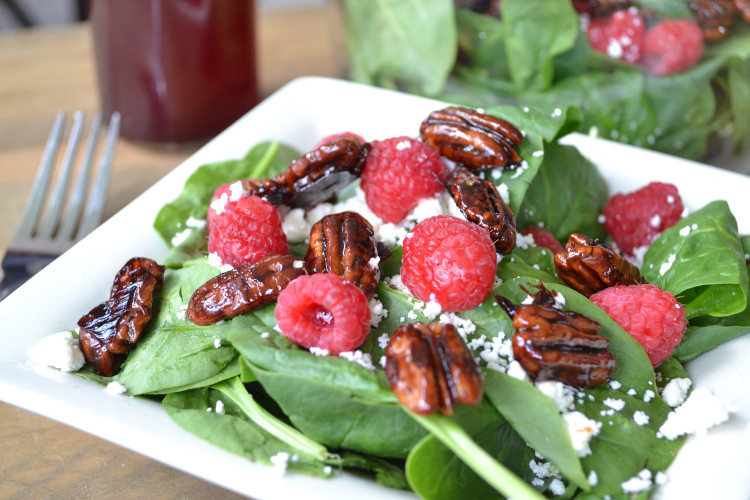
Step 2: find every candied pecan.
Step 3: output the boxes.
[420,106,523,171]
[242,136,370,208]
[78,257,165,376]
[304,211,383,299]
[734,0,750,22]
[445,165,516,254]
[385,322,483,415]
[187,254,307,326]
[511,301,616,388]
[554,233,645,297]
[689,0,736,41]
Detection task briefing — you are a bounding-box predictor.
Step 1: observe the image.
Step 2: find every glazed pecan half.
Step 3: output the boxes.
[242,136,370,208]
[305,211,386,299]
[689,0,736,41]
[512,302,616,387]
[385,322,483,415]
[420,106,523,171]
[445,165,516,254]
[78,257,165,376]
[187,254,307,326]
[554,233,645,297]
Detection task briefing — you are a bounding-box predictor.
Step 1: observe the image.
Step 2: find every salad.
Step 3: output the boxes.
[28,92,749,500]
[342,0,750,163]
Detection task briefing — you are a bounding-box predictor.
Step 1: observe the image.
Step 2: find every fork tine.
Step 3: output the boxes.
[77,111,120,239]
[15,111,65,239]
[57,113,103,241]
[37,111,85,239]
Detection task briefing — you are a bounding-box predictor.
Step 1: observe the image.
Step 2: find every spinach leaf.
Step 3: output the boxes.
[407,408,546,500]
[642,200,748,319]
[153,141,300,247]
[227,312,427,458]
[341,0,456,96]
[515,140,609,242]
[500,0,578,92]
[484,370,589,490]
[112,262,241,395]
[162,387,334,476]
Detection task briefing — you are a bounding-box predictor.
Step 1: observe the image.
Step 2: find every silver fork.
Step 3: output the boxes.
[0,111,121,301]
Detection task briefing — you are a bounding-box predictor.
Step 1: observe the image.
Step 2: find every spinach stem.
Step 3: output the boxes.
[213,376,333,462]
[246,141,280,180]
[410,412,546,500]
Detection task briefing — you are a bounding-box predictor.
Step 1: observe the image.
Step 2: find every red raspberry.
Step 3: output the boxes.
[207,182,243,229]
[587,8,646,64]
[207,195,288,268]
[361,136,448,223]
[402,215,497,312]
[314,131,365,149]
[642,19,703,76]
[590,284,687,367]
[275,273,371,355]
[602,181,684,256]
[520,226,564,254]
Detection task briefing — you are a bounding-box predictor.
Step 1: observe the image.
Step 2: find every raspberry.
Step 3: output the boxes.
[361,136,448,223]
[314,131,365,149]
[274,273,371,355]
[587,8,646,64]
[207,195,288,268]
[590,284,687,367]
[206,181,244,229]
[520,226,564,254]
[402,215,497,312]
[642,19,704,76]
[602,181,684,256]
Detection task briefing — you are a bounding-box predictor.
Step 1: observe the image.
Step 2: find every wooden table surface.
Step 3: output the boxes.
[0,5,343,499]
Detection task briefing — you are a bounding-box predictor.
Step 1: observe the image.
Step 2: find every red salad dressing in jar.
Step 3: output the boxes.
[90,0,258,143]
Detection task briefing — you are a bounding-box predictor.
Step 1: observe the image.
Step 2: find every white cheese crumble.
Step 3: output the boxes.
[536,381,575,412]
[658,387,732,440]
[507,360,529,382]
[563,411,601,457]
[339,350,376,372]
[588,470,598,487]
[660,377,691,408]
[270,451,291,474]
[515,231,536,249]
[603,398,626,412]
[621,468,652,494]
[27,330,86,372]
[214,338,222,348]
[633,411,649,426]
[105,381,128,396]
[215,400,225,414]
[377,333,390,349]
[368,297,388,327]
[208,252,233,273]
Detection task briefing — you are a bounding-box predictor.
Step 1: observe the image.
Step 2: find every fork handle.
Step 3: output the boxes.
[0,251,57,301]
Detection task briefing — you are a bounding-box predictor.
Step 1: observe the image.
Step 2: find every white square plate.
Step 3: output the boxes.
[1,77,748,499]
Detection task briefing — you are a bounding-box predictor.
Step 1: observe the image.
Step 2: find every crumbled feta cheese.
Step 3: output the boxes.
[105,381,127,396]
[175,304,188,321]
[507,360,529,381]
[515,231,536,249]
[215,400,225,414]
[368,297,388,327]
[309,347,330,357]
[603,398,625,411]
[660,377,691,408]
[529,459,561,480]
[609,380,622,390]
[214,338,222,348]
[633,410,650,426]
[588,470,599,487]
[536,381,575,412]
[650,214,661,228]
[171,228,193,246]
[339,350,376,372]
[422,298,442,320]
[563,411,601,457]
[377,333,390,349]
[27,331,86,372]
[270,451,290,474]
[621,468,652,494]
[438,312,476,341]
[281,207,310,242]
[208,252,233,272]
[549,478,565,495]
[643,389,655,402]
[659,387,731,440]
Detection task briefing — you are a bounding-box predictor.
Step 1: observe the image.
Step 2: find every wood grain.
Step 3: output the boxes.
[0,4,341,498]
